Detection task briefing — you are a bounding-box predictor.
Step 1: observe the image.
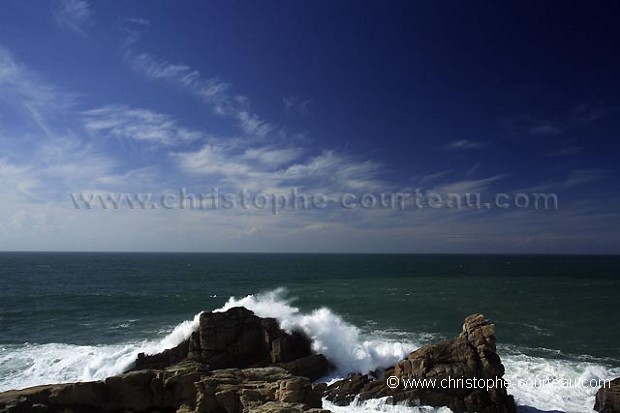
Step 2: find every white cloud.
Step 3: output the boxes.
[430,175,504,195]
[124,50,275,138]
[52,0,92,35]
[416,170,453,184]
[0,46,71,136]
[237,111,274,138]
[444,139,486,150]
[528,124,562,136]
[549,146,582,157]
[283,97,311,116]
[242,147,302,166]
[174,144,252,178]
[466,163,480,178]
[281,151,383,191]
[126,51,230,106]
[0,158,38,197]
[174,144,385,194]
[125,17,150,26]
[82,105,204,145]
[564,169,610,187]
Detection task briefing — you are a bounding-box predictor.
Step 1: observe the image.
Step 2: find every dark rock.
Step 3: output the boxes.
[325,313,516,413]
[198,307,302,369]
[0,307,332,413]
[0,308,518,413]
[276,354,331,381]
[325,374,371,406]
[130,307,329,380]
[595,377,620,413]
[133,336,192,371]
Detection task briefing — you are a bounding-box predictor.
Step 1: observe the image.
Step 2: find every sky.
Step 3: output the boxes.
[0,0,619,253]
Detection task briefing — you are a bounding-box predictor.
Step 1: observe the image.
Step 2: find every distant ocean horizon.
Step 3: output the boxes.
[1,252,619,413]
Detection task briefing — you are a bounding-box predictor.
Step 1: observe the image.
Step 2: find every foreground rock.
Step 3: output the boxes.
[0,363,327,413]
[0,308,516,413]
[325,313,516,413]
[595,377,620,413]
[0,307,330,413]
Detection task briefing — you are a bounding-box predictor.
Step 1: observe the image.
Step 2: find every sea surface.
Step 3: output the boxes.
[0,252,619,412]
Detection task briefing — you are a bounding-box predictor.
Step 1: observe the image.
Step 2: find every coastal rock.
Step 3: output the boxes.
[198,307,312,369]
[0,307,331,413]
[595,377,620,413]
[132,307,328,380]
[0,308,515,413]
[276,354,332,382]
[0,365,323,413]
[325,313,516,413]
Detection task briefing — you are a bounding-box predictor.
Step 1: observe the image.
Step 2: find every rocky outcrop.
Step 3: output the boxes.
[0,309,515,413]
[0,363,326,413]
[133,307,329,381]
[0,307,331,413]
[196,307,312,369]
[325,313,516,413]
[595,377,620,413]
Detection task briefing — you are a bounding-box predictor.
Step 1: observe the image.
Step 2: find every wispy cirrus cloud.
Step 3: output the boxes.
[82,105,204,145]
[444,139,486,150]
[0,47,66,108]
[415,170,453,184]
[564,169,610,187]
[0,48,139,201]
[283,96,311,116]
[242,147,303,166]
[173,144,254,179]
[528,123,563,136]
[52,0,92,36]
[549,146,582,157]
[0,46,75,140]
[118,24,386,193]
[281,150,384,191]
[174,144,384,194]
[125,50,275,138]
[430,175,505,195]
[0,158,38,197]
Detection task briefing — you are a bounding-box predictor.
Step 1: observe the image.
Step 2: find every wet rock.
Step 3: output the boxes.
[131,307,329,380]
[595,377,620,413]
[325,313,516,413]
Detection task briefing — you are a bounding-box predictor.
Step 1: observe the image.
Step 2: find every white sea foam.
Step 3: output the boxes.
[323,397,453,413]
[0,312,200,392]
[502,351,620,413]
[216,288,416,376]
[1,289,619,413]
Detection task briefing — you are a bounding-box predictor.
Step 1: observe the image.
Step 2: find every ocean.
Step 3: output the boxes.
[0,252,618,413]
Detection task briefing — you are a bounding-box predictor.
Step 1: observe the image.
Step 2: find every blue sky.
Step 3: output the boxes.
[0,0,619,253]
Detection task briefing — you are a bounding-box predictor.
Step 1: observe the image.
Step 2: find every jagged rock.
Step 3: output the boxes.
[0,308,517,413]
[276,354,331,381]
[134,337,192,370]
[198,307,310,369]
[325,313,516,413]
[0,307,331,413]
[324,374,370,406]
[595,377,620,413]
[132,307,329,381]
